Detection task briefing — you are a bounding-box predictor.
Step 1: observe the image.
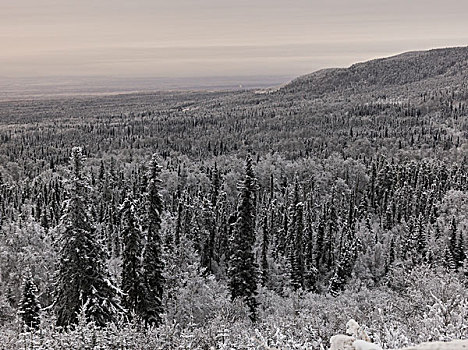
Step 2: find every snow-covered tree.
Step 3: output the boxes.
[120,195,145,321]
[228,155,258,321]
[260,214,269,286]
[141,154,165,328]
[289,177,305,290]
[18,270,41,330]
[55,147,121,327]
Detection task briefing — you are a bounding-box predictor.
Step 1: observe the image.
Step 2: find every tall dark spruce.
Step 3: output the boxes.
[228,156,258,321]
[141,154,165,328]
[260,214,269,286]
[328,227,358,297]
[120,195,145,321]
[290,177,305,290]
[18,270,41,330]
[55,147,120,327]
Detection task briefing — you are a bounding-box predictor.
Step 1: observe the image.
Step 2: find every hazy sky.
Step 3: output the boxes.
[2,0,468,78]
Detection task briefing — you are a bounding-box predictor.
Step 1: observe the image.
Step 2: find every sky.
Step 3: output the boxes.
[2,0,468,79]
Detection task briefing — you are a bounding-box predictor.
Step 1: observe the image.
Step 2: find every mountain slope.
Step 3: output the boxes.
[282,46,468,96]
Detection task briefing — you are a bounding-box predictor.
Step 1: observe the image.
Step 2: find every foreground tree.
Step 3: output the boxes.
[18,270,41,330]
[228,156,258,321]
[120,195,145,321]
[141,154,165,327]
[55,147,121,327]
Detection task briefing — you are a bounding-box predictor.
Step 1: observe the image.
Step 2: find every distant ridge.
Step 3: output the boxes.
[282,46,468,95]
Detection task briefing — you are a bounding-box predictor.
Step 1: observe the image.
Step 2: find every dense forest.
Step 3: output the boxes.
[1,47,468,349]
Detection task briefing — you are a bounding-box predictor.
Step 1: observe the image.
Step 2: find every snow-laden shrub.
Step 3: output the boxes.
[1,266,467,349]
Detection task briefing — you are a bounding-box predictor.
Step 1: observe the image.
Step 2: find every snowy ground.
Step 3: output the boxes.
[331,320,467,350]
[401,340,468,350]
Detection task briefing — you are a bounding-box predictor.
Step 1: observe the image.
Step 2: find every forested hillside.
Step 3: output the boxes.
[1,47,468,349]
[284,46,468,96]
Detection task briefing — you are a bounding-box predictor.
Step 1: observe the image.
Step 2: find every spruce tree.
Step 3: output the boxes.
[325,205,338,269]
[18,270,41,330]
[200,195,216,274]
[445,244,457,271]
[402,216,415,260]
[385,237,396,274]
[175,199,183,247]
[328,262,346,297]
[141,154,165,328]
[329,227,358,296]
[449,217,464,270]
[260,214,269,286]
[120,195,145,321]
[277,207,288,257]
[55,147,121,327]
[210,163,222,207]
[315,214,325,269]
[290,178,305,290]
[228,156,258,321]
[415,214,427,262]
[304,208,317,291]
[458,232,466,267]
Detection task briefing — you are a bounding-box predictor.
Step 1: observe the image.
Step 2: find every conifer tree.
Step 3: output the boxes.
[384,205,393,230]
[216,192,229,262]
[290,178,305,290]
[304,208,317,291]
[40,207,50,231]
[329,227,358,296]
[415,214,427,262]
[55,147,120,327]
[210,163,222,207]
[328,262,346,297]
[457,231,466,267]
[228,155,258,321]
[402,216,415,260]
[260,214,269,286]
[385,237,396,274]
[448,217,464,270]
[120,195,145,321]
[200,195,216,274]
[315,215,325,269]
[175,199,183,247]
[276,207,288,257]
[325,205,338,269]
[141,154,165,328]
[444,244,457,271]
[18,270,41,330]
